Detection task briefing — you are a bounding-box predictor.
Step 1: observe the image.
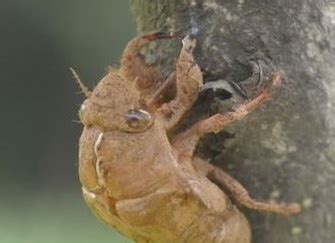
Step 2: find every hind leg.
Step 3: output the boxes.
[192,157,301,216]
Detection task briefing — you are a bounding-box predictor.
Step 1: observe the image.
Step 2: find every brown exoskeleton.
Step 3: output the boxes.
[75,32,301,243]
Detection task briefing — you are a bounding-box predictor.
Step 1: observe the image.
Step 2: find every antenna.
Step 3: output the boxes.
[70,67,92,98]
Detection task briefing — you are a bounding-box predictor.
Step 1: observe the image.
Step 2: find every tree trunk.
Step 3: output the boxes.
[131,1,335,243]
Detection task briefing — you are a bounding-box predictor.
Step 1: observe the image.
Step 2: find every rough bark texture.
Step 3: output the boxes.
[131,1,335,243]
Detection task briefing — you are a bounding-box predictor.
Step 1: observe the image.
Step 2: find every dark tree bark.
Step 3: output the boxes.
[131,1,335,243]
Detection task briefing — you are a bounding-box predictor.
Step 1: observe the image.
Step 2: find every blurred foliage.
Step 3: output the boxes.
[0,1,134,242]
[0,192,129,243]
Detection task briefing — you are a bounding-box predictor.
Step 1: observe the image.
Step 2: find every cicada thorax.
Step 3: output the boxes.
[79,114,179,199]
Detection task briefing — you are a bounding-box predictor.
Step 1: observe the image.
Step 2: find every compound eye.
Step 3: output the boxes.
[124,109,153,131]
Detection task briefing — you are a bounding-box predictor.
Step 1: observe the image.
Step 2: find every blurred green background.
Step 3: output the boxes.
[0,1,135,242]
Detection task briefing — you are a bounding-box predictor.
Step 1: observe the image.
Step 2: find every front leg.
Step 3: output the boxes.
[120,32,177,90]
[172,73,282,160]
[195,73,281,136]
[157,36,203,131]
[192,157,301,215]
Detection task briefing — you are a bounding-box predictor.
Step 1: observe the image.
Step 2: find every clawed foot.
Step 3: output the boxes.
[182,35,197,53]
[239,52,278,97]
[200,53,281,111]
